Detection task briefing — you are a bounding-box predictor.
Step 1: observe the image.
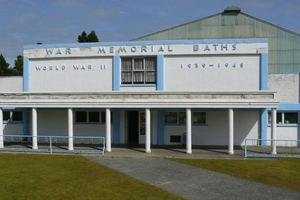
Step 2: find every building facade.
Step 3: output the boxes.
[2,6,299,154]
[0,39,279,154]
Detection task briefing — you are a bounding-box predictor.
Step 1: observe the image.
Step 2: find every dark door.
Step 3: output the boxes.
[127,111,139,144]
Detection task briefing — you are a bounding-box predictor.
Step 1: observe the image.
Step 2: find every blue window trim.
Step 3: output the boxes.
[23,57,30,92]
[260,53,268,90]
[157,55,164,91]
[113,56,121,91]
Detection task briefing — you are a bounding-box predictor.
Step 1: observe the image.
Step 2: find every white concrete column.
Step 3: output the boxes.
[68,108,74,151]
[186,108,192,154]
[271,108,277,154]
[106,108,111,152]
[228,108,234,155]
[145,108,151,153]
[32,108,38,150]
[0,108,3,148]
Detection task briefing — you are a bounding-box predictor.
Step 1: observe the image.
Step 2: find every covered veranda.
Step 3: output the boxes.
[0,91,279,155]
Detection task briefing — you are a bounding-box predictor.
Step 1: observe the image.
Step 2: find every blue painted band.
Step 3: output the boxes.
[157,110,164,145]
[260,109,267,145]
[273,103,300,111]
[113,110,120,144]
[260,53,268,90]
[24,38,269,49]
[157,55,164,91]
[22,109,29,136]
[23,57,30,92]
[113,56,121,91]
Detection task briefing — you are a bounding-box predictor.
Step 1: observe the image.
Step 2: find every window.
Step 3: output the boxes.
[268,112,298,124]
[3,111,10,121]
[12,111,22,121]
[193,112,206,124]
[121,57,156,84]
[2,111,23,122]
[164,111,207,124]
[75,111,112,123]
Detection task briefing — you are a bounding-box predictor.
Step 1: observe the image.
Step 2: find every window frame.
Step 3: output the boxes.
[192,112,207,125]
[2,111,23,123]
[74,111,112,124]
[268,112,298,125]
[121,57,157,84]
[164,111,207,125]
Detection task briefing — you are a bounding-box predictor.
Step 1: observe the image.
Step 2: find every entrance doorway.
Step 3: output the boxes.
[127,111,139,144]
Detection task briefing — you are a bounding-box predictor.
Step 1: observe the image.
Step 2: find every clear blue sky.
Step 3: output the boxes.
[0,0,299,67]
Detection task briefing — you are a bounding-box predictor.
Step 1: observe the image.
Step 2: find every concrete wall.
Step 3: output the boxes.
[268,74,299,102]
[165,55,260,91]
[267,126,298,146]
[0,77,23,92]
[164,110,259,145]
[29,58,112,92]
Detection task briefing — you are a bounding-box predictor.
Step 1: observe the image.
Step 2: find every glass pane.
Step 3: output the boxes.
[145,72,156,83]
[179,112,186,124]
[277,112,282,124]
[133,71,144,83]
[145,57,156,71]
[285,113,298,124]
[165,112,177,124]
[193,112,206,124]
[121,58,132,70]
[134,59,143,70]
[75,111,87,122]
[3,111,10,121]
[12,111,22,121]
[89,112,100,122]
[101,112,106,123]
[121,72,132,83]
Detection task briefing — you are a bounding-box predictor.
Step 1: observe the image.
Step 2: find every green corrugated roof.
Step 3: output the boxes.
[133,7,300,74]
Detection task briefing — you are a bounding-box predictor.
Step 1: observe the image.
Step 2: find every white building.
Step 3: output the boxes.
[2,7,299,155]
[0,39,279,154]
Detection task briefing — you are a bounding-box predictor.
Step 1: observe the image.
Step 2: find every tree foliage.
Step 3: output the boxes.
[14,55,23,76]
[0,54,10,76]
[77,30,99,43]
[0,54,23,76]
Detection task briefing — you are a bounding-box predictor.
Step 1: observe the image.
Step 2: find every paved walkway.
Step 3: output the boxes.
[86,147,300,200]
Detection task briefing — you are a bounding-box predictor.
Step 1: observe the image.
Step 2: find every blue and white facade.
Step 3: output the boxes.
[0,38,280,154]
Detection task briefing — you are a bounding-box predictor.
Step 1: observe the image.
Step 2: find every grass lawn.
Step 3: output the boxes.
[0,153,184,200]
[170,158,300,193]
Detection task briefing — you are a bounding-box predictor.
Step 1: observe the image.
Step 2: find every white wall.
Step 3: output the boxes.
[164,110,259,145]
[267,126,298,146]
[268,74,299,102]
[0,77,23,92]
[164,55,260,91]
[3,123,23,142]
[29,58,112,92]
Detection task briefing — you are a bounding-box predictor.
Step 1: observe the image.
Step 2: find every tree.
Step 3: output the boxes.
[14,55,23,76]
[0,54,10,76]
[77,30,99,43]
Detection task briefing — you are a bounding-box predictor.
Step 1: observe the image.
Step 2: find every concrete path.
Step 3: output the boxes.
[87,156,300,200]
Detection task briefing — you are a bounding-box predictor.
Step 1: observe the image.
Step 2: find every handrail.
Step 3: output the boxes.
[244,138,300,158]
[0,134,106,154]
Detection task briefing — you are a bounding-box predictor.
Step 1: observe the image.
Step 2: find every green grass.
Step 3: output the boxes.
[170,158,300,192]
[0,154,184,200]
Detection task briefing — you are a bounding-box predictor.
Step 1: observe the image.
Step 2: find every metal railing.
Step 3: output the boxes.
[0,135,106,154]
[244,138,300,158]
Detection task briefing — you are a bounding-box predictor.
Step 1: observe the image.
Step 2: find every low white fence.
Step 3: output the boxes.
[0,134,105,154]
[244,138,300,158]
